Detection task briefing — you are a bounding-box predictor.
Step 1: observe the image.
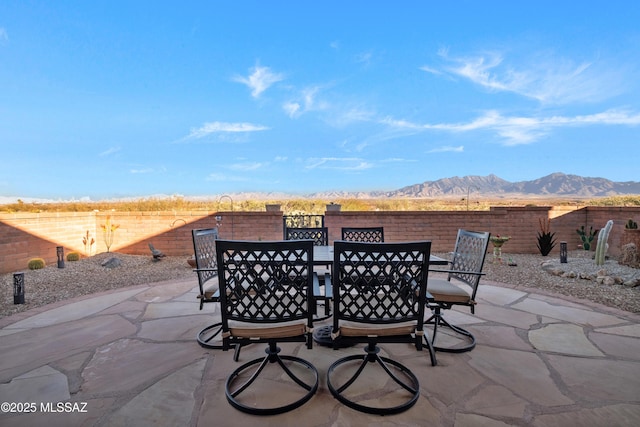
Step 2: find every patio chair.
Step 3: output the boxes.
[285,226,329,246]
[216,239,319,415]
[341,226,384,242]
[327,240,435,415]
[426,229,490,353]
[192,227,224,349]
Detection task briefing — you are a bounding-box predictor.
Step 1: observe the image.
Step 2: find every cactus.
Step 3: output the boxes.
[576,225,598,250]
[66,252,80,261]
[28,258,46,270]
[595,220,613,266]
[625,219,638,229]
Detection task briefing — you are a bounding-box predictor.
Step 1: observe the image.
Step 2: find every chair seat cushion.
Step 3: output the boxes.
[428,278,472,304]
[228,319,307,339]
[338,320,417,337]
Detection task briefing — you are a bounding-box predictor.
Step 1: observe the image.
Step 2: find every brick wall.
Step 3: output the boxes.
[1,206,638,274]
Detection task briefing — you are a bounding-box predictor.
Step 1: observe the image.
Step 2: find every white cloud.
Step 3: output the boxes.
[0,28,8,43]
[227,162,264,172]
[99,146,121,157]
[283,86,328,118]
[130,168,153,174]
[428,145,464,153]
[306,157,373,171]
[355,51,373,66]
[177,121,268,142]
[382,109,640,146]
[283,102,301,118]
[233,65,284,98]
[419,65,442,75]
[439,50,625,105]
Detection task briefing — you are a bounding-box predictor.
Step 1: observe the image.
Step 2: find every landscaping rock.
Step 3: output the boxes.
[101,257,122,269]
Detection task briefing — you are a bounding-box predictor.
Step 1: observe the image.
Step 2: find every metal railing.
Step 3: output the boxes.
[283,215,325,238]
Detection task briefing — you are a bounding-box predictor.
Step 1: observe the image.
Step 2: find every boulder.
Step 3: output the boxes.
[619,243,639,268]
[101,257,122,269]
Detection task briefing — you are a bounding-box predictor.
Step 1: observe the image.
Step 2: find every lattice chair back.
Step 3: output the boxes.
[447,229,491,301]
[192,227,219,310]
[285,227,328,246]
[216,239,315,347]
[341,226,384,243]
[332,240,430,335]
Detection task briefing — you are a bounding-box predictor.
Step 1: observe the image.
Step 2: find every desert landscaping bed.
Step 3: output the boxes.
[1,250,639,319]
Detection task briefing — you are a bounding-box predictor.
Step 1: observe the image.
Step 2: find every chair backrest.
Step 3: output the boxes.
[332,240,431,329]
[341,227,384,243]
[192,227,219,286]
[285,227,328,246]
[448,229,491,298]
[216,239,315,339]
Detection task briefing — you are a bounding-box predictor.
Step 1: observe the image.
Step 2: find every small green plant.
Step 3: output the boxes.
[101,216,120,253]
[28,258,46,270]
[67,252,80,261]
[576,225,598,250]
[625,219,638,229]
[536,218,556,256]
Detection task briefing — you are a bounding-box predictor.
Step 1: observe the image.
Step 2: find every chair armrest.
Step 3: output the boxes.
[428,268,486,276]
[193,268,218,273]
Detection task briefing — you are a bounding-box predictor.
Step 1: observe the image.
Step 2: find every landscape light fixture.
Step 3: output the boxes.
[57,246,65,268]
[13,272,25,304]
[560,241,567,263]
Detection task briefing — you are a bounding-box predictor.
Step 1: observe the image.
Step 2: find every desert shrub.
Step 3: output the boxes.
[67,252,80,261]
[537,218,556,256]
[28,258,46,270]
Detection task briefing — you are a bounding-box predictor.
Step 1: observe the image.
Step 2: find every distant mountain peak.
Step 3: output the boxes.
[308,173,640,199]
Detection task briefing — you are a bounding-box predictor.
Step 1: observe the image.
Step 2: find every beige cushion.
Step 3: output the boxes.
[338,320,417,337]
[428,278,471,304]
[228,319,307,340]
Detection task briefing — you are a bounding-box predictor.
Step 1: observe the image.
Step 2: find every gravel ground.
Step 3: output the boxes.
[1,250,639,319]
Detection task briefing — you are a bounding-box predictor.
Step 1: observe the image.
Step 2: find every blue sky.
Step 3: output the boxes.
[1,1,639,200]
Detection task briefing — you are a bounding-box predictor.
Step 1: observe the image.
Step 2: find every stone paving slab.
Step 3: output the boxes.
[0,279,639,426]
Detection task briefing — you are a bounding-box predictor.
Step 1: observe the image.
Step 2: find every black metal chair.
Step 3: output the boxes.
[216,239,319,415]
[426,229,491,353]
[192,227,224,349]
[341,226,384,242]
[327,240,435,415]
[285,226,329,246]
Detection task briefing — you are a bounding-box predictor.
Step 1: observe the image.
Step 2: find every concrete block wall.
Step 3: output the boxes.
[0,212,97,273]
[1,206,639,274]
[325,206,552,253]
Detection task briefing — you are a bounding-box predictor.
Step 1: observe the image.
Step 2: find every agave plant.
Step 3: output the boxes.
[537,218,556,256]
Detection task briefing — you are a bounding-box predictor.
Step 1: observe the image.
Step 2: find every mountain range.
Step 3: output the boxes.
[309,173,640,199]
[1,173,639,204]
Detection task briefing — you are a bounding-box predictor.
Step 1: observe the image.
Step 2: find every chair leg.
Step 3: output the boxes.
[197,322,244,357]
[196,322,224,349]
[326,342,420,415]
[225,342,319,415]
[422,332,438,366]
[425,306,476,353]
